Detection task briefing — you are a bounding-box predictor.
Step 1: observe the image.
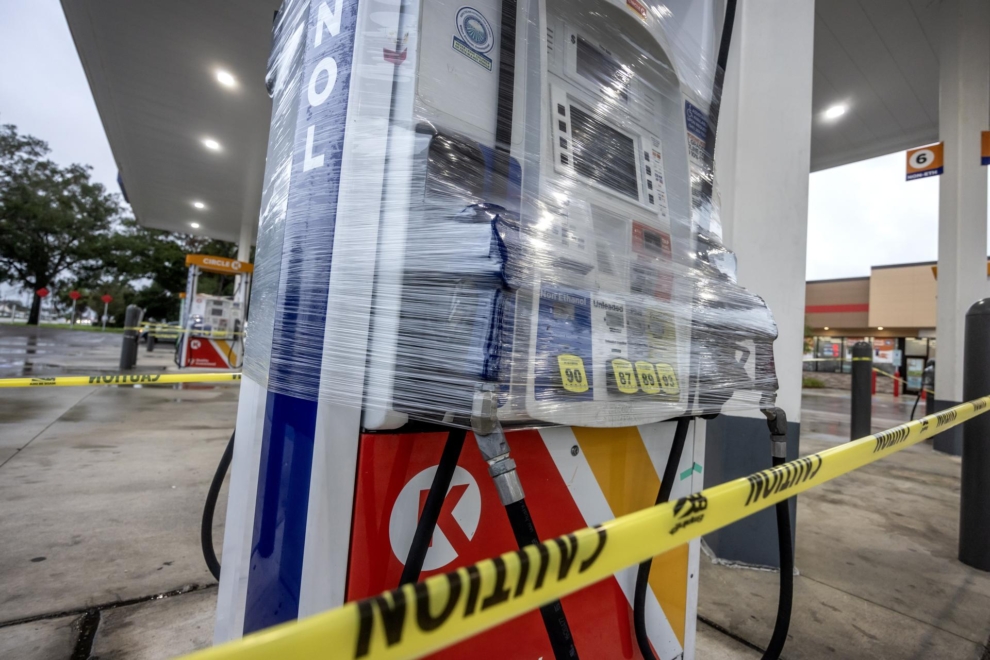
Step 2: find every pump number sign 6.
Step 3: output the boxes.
[557,354,588,393]
[906,143,944,180]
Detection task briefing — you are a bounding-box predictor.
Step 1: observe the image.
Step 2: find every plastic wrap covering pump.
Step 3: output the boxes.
[395,1,580,656]
[629,2,793,658]
[211,0,787,656]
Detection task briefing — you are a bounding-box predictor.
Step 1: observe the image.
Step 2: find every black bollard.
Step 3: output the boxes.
[119,305,144,370]
[850,341,872,441]
[960,300,990,571]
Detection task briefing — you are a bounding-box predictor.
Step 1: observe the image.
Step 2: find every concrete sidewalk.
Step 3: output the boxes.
[1,327,988,658]
[698,390,990,659]
[0,325,233,659]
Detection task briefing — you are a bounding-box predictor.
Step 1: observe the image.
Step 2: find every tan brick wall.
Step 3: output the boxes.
[805,278,870,329]
[869,264,937,329]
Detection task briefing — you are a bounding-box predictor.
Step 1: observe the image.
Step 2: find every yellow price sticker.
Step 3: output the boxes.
[655,362,680,395]
[634,361,661,395]
[611,359,639,394]
[557,354,589,393]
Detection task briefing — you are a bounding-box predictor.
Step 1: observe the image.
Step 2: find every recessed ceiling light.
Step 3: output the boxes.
[202,138,221,151]
[824,104,847,120]
[189,222,201,229]
[216,70,236,87]
[192,201,205,209]
[824,327,830,330]
[877,327,884,331]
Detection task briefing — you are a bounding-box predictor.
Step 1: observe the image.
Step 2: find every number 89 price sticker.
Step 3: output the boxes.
[557,354,589,393]
[634,361,661,395]
[906,143,943,181]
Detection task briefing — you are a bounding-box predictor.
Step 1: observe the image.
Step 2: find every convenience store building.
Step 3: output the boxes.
[803,259,990,392]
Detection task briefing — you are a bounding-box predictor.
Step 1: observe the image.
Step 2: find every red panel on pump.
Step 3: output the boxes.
[183,337,231,368]
[347,430,651,659]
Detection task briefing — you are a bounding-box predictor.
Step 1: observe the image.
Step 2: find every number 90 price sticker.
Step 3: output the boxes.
[557,354,589,393]
[906,143,943,181]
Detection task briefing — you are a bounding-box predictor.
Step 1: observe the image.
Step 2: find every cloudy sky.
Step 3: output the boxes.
[0,1,120,201]
[0,1,983,285]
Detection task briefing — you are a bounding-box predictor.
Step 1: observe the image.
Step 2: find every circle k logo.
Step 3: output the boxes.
[190,339,202,350]
[389,465,481,571]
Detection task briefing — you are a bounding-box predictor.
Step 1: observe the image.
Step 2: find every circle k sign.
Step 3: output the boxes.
[389,465,481,571]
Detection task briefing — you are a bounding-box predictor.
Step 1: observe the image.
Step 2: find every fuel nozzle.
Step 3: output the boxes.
[471,385,524,505]
[762,406,788,459]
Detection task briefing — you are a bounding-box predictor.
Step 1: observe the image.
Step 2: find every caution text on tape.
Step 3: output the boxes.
[0,373,242,388]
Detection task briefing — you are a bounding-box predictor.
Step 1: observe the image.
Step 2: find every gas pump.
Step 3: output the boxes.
[213,1,779,658]
[177,254,252,369]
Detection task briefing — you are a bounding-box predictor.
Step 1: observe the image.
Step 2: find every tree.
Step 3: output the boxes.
[0,125,121,325]
[96,218,241,322]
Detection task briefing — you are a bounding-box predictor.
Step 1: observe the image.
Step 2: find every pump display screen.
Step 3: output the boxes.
[570,106,639,200]
[576,37,629,103]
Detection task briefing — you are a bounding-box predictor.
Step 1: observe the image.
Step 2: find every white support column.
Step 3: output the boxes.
[237,209,254,264]
[934,0,990,455]
[703,0,815,565]
[236,207,256,306]
[716,0,815,422]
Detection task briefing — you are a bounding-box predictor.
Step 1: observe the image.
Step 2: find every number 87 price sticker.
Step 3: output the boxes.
[557,354,589,393]
[610,359,639,395]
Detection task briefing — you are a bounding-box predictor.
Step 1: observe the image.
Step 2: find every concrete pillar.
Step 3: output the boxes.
[237,210,254,263]
[235,208,255,308]
[703,0,815,566]
[933,0,989,456]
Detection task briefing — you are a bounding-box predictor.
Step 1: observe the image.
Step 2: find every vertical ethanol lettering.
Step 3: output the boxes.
[244,0,360,635]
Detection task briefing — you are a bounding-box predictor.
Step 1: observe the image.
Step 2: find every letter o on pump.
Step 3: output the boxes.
[308,57,338,107]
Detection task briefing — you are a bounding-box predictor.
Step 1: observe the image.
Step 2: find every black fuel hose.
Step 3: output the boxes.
[910,390,923,420]
[399,428,468,586]
[633,417,691,660]
[762,455,794,660]
[202,431,235,581]
[398,426,578,659]
[506,498,580,660]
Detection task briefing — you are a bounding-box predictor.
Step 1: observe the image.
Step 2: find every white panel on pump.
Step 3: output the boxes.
[416,0,503,142]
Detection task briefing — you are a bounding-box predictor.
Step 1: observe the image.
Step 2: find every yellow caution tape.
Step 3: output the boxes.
[0,373,241,388]
[129,326,245,337]
[179,394,990,660]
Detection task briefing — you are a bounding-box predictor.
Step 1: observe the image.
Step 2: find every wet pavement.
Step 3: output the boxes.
[0,326,236,659]
[801,388,926,440]
[0,325,177,379]
[698,389,990,658]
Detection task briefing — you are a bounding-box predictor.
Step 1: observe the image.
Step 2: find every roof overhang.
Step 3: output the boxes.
[60,0,282,242]
[62,0,943,241]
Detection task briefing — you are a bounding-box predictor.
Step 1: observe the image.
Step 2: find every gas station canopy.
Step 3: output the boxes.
[62,0,939,242]
[61,0,282,243]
